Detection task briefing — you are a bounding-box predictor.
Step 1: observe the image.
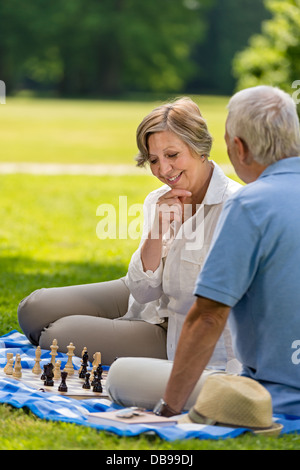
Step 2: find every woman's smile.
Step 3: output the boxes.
[165,171,183,185]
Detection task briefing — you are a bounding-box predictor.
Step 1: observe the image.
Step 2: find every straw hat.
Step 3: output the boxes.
[179,374,283,436]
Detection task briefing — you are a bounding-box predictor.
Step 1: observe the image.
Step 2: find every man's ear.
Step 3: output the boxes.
[233,137,252,165]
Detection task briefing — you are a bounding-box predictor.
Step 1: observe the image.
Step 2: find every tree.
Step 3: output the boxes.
[0,0,214,96]
[233,0,300,92]
[54,0,214,95]
[187,0,270,95]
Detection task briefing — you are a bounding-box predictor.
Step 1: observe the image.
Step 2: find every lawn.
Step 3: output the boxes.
[0,97,297,450]
[0,95,231,166]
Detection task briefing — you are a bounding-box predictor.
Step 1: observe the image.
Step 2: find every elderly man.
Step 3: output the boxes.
[154,85,300,417]
[106,85,300,417]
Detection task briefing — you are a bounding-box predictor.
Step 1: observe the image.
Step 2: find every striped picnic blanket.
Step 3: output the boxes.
[0,330,298,441]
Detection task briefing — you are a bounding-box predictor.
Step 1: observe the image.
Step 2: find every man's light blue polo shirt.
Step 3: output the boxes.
[194,157,300,416]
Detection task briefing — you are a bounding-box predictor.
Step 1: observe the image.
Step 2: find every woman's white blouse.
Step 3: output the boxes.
[123,162,242,365]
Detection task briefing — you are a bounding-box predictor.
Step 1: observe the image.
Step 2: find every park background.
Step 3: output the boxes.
[0,0,300,450]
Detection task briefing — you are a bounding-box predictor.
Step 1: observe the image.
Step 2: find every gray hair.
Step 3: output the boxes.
[135,97,213,167]
[226,85,300,166]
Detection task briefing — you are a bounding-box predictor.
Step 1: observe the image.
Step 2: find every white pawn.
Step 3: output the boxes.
[54,360,61,380]
[13,354,22,378]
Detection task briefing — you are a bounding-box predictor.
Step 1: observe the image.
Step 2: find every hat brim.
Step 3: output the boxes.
[251,421,283,437]
[178,414,283,437]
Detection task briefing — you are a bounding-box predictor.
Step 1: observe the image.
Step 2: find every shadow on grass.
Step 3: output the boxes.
[0,254,128,335]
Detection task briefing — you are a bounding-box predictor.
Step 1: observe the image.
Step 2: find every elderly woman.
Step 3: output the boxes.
[18,97,241,374]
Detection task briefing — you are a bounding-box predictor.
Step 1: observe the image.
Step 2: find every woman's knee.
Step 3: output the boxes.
[17,288,47,345]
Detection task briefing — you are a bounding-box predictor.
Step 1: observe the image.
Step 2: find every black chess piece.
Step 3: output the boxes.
[92,374,102,393]
[44,363,54,386]
[82,372,91,389]
[58,371,68,392]
[96,363,103,380]
[91,368,98,387]
[79,362,87,379]
[41,364,47,381]
[82,350,89,365]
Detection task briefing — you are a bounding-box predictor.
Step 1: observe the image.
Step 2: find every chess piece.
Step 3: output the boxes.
[63,342,75,376]
[58,371,68,392]
[54,360,61,380]
[79,347,88,374]
[92,374,102,393]
[50,339,58,365]
[44,363,54,386]
[79,362,87,379]
[41,364,47,381]
[90,365,97,384]
[5,357,14,376]
[13,354,22,378]
[91,368,97,386]
[82,350,89,364]
[82,372,91,389]
[4,353,14,374]
[32,346,42,374]
[96,363,103,380]
[92,352,101,368]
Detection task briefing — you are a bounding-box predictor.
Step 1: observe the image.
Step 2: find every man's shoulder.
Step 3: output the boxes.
[225,177,243,197]
[226,176,269,204]
[221,180,266,223]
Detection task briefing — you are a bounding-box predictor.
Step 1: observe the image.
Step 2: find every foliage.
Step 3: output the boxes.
[0,0,212,96]
[189,0,271,94]
[0,0,272,96]
[233,0,300,92]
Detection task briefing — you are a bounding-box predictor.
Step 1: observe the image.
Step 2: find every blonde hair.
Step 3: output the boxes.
[136,97,213,167]
[227,86,300,165]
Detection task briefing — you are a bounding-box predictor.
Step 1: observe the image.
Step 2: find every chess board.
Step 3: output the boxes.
[0,368,108,400]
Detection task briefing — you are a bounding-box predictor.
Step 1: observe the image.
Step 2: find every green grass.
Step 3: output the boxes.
[0,97,297,449]
[0,173,162,332]
[0,95,230,166]
[0,404,298,451]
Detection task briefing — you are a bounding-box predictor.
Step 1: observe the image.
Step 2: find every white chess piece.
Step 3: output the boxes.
[50,339,59,365]
[54,360,61,380]
[92,352,101,368]
[5,357,14,376]
[13,354,22,378]
[4,353,14,374]
[64,343,75,376]
[32,346,42,374]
